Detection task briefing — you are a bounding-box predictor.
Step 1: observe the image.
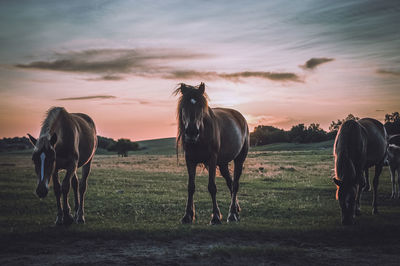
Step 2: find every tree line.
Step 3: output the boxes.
[250,112,400,146]
[0,135,140,156]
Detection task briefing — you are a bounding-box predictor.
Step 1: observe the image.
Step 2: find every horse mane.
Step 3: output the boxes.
[39,107,66,137]
[334,120,360,181]
[173,83,209,158]
[334,119,362,198]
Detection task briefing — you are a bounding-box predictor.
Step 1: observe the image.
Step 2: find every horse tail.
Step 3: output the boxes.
[334,120,361,199]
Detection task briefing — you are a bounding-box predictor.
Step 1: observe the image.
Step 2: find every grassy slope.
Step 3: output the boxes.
[1,139,399,265]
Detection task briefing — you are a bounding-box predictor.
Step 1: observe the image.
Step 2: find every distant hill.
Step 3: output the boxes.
[131,137,176,155]
[0,136,334,155]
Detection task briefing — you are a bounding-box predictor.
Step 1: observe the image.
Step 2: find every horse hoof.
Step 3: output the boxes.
[210,214,222,225]
[63,214,74,226]
[181,214,194,224]
[391,193,396,199]
[76,216,85,224]
[363,185,370,192]
[227,212,240,223]
[55,215,63,226]
[355,209,361,216]
[372,208,378,215]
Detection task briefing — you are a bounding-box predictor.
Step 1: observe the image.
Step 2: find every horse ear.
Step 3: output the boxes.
[199,82,205,94]
[180,84,189,95]
[50,133,57,146]
[27,133,37,147]
[333,178,343,187]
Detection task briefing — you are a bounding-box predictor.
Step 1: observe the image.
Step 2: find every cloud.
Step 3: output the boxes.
[16,48,209,75]
[165,70,302,82]
[376,69,400,77]
[300,57,334,69]
[85,74,125,81]
[221,71,302,82]
[56,95,117,101]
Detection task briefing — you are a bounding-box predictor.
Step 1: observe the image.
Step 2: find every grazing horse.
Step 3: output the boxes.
[387,135,400,198]
[333,118,387,225]
[174,82,249,225]
[28,107,97,225]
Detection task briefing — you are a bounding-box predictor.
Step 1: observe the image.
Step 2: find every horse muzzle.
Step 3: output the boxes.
[184,133,199,144]
[36,184,48,198]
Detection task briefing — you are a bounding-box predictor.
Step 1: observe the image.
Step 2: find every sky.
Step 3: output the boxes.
[0,0,399,141]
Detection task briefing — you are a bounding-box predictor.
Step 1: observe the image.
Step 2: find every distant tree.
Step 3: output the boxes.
[107,138,139,157]
[288,123,329,143]
[385,112,400,123]
[288,124,307,143]
[0,136,31,152]
[384,112,400,135]
[305,123,327,143]
[329,114,359,133]
[250,125,288,146]
[97,136,116,150]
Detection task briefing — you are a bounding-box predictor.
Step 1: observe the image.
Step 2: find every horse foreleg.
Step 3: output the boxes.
[181,160,196,224]
[71,172,80,220]
[61,166,77,225]
[53,171,63,225]
[390,166,396,199]
[208,158,222,225]
[77,160,92,224]
[363,168,370,191]
[372,164,383,215]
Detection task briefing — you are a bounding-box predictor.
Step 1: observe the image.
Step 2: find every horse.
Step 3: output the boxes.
[387,134,400,198]
[174,82,249,225]
[28,107,97,225]
[333,118,387,225]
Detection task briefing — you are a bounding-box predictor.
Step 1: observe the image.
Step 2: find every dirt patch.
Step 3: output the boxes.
[2,235,399,265]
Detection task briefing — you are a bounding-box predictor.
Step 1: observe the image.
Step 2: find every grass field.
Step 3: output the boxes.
[1,139,400,265]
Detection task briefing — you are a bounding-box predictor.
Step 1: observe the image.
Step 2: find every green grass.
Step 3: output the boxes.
[1,141,400,264]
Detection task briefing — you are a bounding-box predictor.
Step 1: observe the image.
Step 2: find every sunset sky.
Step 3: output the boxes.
[1,1,399,141]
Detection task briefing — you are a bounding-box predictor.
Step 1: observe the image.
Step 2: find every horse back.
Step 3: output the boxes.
[212,108,249,163]
[358,118,387,166]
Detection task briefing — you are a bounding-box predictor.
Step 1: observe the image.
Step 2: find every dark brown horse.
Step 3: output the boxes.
[174,82,249,225]
[333,118,387,225]
[28,107,97,225]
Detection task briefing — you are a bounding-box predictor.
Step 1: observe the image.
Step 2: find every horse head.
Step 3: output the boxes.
[28,133,57,198]
[333,177,358,225]
[174,82,208,144]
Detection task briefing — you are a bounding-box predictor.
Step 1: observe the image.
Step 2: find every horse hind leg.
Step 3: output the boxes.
[390,165,396,199]
[71,173,80,221]
[227,143,248,223]
[219,164,241,212]
[77,160,92,224]
[372,164,383,215]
